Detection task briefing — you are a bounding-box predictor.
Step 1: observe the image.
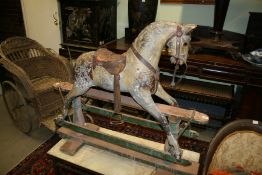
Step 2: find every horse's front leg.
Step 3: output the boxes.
[129,87,182,159]
[155,83,178,106]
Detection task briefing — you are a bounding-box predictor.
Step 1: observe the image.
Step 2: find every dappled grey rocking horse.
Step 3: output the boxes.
[63,21,196,159]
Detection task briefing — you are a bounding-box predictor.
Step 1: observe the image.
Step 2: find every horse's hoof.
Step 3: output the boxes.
[170,147,182,160]
[164,139,182,160]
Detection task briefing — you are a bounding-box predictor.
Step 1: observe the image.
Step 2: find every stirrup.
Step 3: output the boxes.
[109,113,124,125]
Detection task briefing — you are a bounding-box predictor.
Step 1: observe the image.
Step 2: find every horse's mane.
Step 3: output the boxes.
[134,21,180,50]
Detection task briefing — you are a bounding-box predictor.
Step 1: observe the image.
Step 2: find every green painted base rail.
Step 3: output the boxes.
[55,118,192,167]
[82,104,200,139]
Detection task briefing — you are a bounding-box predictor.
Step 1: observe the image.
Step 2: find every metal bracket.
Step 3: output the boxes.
[169,110,199,139]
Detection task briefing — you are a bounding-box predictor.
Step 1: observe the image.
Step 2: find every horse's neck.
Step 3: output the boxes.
[131,29,174,68]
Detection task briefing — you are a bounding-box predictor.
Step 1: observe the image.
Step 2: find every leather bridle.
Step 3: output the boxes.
[130,44,159,94]
[166,25,183,60]
[167,25,188,87]
[130,25,185,93]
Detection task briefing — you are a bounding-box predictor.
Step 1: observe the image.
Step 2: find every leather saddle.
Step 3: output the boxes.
[94,48,126,75]
[93,48,126,120]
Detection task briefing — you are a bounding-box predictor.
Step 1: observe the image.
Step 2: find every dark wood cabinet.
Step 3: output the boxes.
[59,0,117,48]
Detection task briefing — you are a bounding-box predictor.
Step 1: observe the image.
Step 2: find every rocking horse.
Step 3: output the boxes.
[63,21,197,160]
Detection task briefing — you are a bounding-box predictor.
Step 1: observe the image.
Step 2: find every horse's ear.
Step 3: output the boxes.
[183,24,197,34]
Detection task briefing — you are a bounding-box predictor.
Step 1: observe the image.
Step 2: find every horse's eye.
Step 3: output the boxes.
[183,43,188,47]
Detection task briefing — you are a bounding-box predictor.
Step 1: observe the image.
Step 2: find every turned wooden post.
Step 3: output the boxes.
[114,74,121,113]
[212,0,230,41]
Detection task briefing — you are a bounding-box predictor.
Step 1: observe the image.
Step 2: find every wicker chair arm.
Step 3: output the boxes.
[0,57,35,99]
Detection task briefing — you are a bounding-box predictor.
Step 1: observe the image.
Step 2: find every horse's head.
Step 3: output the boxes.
[166,24,197,65]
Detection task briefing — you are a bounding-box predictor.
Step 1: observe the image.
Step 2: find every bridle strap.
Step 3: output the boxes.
[166,25,183,59]
[130,44,159,81]
[166,25,186,87]
[130,44,159,94]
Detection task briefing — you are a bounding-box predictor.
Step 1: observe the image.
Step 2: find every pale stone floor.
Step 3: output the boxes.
[0,96,53,175]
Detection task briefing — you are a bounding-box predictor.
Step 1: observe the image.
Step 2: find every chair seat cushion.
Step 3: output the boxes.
[209,166,262,175]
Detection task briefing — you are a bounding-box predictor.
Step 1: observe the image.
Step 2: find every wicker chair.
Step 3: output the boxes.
[0,36,73,133]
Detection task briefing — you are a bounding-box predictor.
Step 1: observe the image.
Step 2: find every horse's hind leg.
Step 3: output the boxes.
[155,83,178,106]
[63,83,93,125]
[129,88,182,159]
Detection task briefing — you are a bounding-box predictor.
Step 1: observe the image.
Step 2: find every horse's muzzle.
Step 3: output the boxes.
[170,56,187,65]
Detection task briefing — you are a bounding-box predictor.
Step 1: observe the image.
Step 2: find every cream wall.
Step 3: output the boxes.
[21,0,61,52]
[21,0,262,51]
[117,0,262,38]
